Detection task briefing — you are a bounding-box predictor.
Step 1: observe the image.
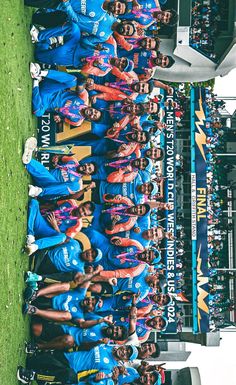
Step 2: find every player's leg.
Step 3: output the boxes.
[32,10,68,28]
[27,199,58,238]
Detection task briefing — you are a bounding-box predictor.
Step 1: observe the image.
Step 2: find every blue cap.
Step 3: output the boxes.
[124,59,134,72]
[94,248,103,263]
[151,182,159,196]
[129,345,139,361]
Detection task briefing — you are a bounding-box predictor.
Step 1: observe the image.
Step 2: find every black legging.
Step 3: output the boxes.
[32,10,68,28]
[27,351,77,384]
[24,0,60,8]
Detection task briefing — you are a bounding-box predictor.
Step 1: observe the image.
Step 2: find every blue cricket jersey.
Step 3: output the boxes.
[52,287,87,321]
[61,322,108,345]
[47,239,84,273]
[64,344,118,374]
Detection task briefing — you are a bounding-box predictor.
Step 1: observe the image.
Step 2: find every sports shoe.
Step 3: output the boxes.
[25,271,41,283]
[28,185,43,197]
[24,287,38,303]
[29,62,42,80]
[57,36,64,45]
[22,137,37,164]
[25,341,39,354]
[22,303,37,315]
[27,281,38,290]
[25,243,39,256]
[17,366,35,384]
[30,25,39,43]
[26,234,35,246]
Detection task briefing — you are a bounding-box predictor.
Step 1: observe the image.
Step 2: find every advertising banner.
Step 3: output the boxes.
[191,87,209,334]
[163,93,177,334]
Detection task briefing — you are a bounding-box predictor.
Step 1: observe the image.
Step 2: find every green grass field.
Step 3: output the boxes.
[0,2,36,384]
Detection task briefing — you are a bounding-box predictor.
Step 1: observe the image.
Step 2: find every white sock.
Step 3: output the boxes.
[41,70,49,78]
[33,79,39,88]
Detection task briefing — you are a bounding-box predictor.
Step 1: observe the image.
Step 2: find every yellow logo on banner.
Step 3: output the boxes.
[196,245,209,330]
[195,90,206,161]
[197,188,207,221]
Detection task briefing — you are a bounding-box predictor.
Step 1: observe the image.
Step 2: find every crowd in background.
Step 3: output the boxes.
[190,0,222,60]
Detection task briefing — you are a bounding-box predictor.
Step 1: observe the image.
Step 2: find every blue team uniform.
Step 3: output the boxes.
[35,22,116,69]
[61,322,109,345]
[32,70,86,125]
[80,155,112,181]
[79,13,117,48]
[118,367,139,385]
[114,318,150,340]
[57,0,106,22]
[98,172,147,203]
[26,159,82,200]
[27,199,80,239]
[116,213,151,248]
[82,228,140,269]
[52,286,87,321]
[64,344,118,374]
[47,239,85,273]
[118,48,153,75]
[112,264,152,300]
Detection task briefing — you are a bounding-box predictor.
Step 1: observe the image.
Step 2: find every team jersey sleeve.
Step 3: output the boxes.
[65,219,83,238]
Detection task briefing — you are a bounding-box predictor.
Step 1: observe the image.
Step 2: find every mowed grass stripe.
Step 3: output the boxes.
[0,2,35,384]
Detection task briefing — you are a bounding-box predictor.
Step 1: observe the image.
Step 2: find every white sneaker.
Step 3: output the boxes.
[22,137,37,164]
[26,234,35,246]
[57,36,64,45]
[30,62,41,80]
[49,36,58,45]
[28,185,43,197]
[25,243,39,256]
[30,25,39,43]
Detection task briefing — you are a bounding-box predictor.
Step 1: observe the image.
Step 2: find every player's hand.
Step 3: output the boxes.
[133,4,143,11]
[107,126,118,137]
[166,86,174,95]
[94,58,104,66]
[103,315,113,325]
[94,265,104,274]
[111,237,122,246]
[124,165,133,172]
[119,144,127,152]
[89,181,96,189]
[95,43,104,51]
[132,290,141,304]
[112,367,120,380]
[95,372,106,381]
[85,265,94,274]
[47,212,58,227]
[112,214,121,223]
[108,277,117,286]
[119,366,127,375]
[91,95,97,104]
[100,337,110,344]
[130,306,137,317]
[53,115,62,123]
